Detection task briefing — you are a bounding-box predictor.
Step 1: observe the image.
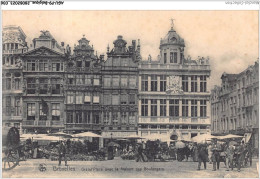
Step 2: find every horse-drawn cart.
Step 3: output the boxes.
[2,127,21,171]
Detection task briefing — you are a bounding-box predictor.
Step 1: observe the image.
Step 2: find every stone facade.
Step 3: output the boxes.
[211,61,259,153]
[2,25,28,130]
[138,26,211,141]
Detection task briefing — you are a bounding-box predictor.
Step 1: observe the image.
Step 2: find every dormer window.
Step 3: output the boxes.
[85,61,90,68]
[76,61,82,67]
[170,37,177,42]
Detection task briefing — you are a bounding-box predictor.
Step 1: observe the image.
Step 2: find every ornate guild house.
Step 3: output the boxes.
[138,24,211,140]
[2,22,212,146]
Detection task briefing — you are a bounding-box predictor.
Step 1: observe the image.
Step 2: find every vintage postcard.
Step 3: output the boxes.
[1,1,259,178]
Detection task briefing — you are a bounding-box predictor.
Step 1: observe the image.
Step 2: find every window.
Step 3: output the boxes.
[174,52,177,63]
[85,75,91,85]
[84,92,91,104]
[151,99,157,116]
[85,61,90,68]
[51,79,61,94]
[164,53,167,63]
[151,75,157,91]
[27,78,36,94]
[76,61,82,68]
[39,78,48,94]
[14,79,20,90]
[75,111,82,123]
[39,60,48,71]
[200,76,207,92]
[103,112,109,125]
[104,77,111,87]
[27,103,36,120]
[129,112,136,124]
[112,112,119,125]
[27,60,36,71]
[93,112,99,124]
[76,75,83,85]
[141,99,148,116]
[129,76,136,88]
[103,94,111,105]
[160,99,166,116]
[121,112,127,124]
[52,103,60,120]
[39,103,47,120]
[93,93,100,104]
[121,76,128,87]
[121,94,127,105]
[170,52,173,63]
[67,92,74,104]
[6,78,11,90]
[84,112,91,123]
[76,92,83,104]
[66,112,73,123]
[52,63,61,71]
[182,99,189,117]
[68,74,75,85]
[169,99,179,117]
[200,100,207,117]
[191,76,197,92]
[14,98,20,116]
[6,96,11,116]
[112,95,119,105]
[112,76,119,87]
[93,75,100,86]
[160,75,166,91]
[141,75,148,91]
[129,94,135,104]
[191,99,197,117]
[182,76,188,92]
[180,52,183,64]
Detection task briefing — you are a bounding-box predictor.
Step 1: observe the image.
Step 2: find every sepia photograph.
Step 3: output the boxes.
[1,7,259,178]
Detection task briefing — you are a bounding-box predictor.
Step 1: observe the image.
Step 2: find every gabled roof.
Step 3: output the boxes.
[22,46,65,57]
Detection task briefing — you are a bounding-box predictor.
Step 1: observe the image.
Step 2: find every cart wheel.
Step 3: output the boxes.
[2,148,20,171]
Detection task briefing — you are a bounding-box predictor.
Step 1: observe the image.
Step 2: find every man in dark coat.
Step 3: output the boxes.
[234,141,244,172]
[58,141,67,166]
[197,143,208,170]
[211,138,221,171]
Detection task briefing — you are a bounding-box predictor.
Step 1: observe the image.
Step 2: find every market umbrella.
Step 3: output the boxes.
[72,132,102,138]
[192,134,218,143]
[107,141,120,147]
[175,141,185,148]
[144,134,170,141]
[48,131,72,138]
[20,134,47,140]
[218,134,243,140]
[124,134,145,139]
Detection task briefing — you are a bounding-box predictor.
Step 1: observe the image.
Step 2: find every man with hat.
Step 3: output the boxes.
[211,138,221,171]
[234,140,244,172]
[225,141,234,171]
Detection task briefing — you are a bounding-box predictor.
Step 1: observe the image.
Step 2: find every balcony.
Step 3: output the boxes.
[22,120,63,128]
[138,63,210,71]
[3,48,28,54]
[139,117,210,124]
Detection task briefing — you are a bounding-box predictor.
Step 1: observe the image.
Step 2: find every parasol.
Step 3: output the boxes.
[72,132,102,138]
[218,134,243,140]
[192,134,218,143]
[175,141,185,148]
[107,141,120,147]
[48,131,72,138]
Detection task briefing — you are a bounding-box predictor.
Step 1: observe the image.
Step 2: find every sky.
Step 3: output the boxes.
[2,11,259,90]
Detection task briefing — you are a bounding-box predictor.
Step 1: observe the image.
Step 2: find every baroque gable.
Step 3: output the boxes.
[23,46,64,57]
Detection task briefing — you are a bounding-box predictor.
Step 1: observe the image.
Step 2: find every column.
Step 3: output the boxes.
[197,100,200,118]
[188,100,191,117]
[148,75,151,91]
[197,76,200,92]
[138,76,141,91]
[109,112,112,125]
[157,75,160,92]
[206,100,210,117]
[148,99,151,116]
[157,99,160,117]
[179,99,182,118]
[138,99,142,116]
[166,100,169,116]
[188,76,191,92]
[166,76,169,90]
[90,111,93,124]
